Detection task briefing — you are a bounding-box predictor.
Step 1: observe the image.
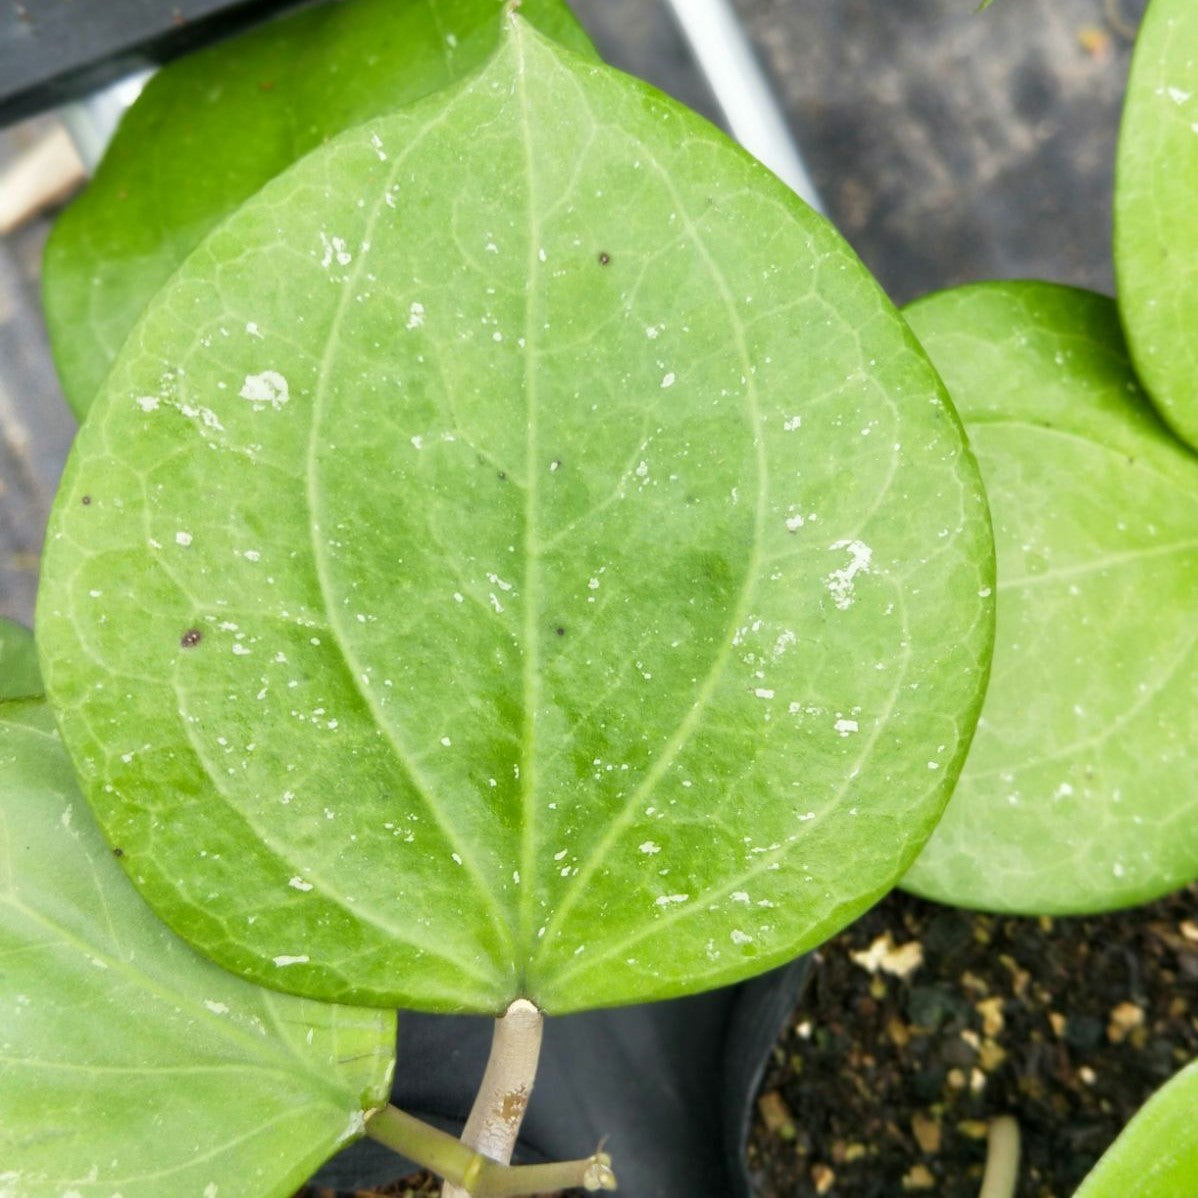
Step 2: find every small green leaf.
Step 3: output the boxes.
[42,0,594,417]
[0,699,396,1197]
[0,618,41,701]
[903,281,1198,913]
[1073,1059,1198,1198]
[1114,0,1198,451]
[39,17,993,1013]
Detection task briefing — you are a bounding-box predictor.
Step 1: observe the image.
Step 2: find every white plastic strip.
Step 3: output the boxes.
[60,68,153,173]
[662,0,824,213]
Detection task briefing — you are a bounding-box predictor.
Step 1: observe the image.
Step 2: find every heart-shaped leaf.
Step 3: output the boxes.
[38,17,993,1014]
[0,617,41,700]
[1114,0,1198,451]
[902,281,1198,913]
[0,699,396,1198]
[42,0,594,418]
[1073,1059,1198,1198]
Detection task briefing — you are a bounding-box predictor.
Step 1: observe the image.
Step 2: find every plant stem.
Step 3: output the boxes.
[443,998,544,1198]
[978,1115,1020,1198]
[364,1105,615,1198]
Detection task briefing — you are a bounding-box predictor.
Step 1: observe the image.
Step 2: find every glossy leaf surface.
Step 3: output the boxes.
[1114,0,1198,451]
[42,0,594,417]
[1073,1059,1198,1198]
[903,282,1198,913]
[0,699,395,1197]
[0,618,41,700]
[39,19,993,1013]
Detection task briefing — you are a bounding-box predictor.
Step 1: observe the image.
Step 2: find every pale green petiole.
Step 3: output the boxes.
[365,1104,616,1197]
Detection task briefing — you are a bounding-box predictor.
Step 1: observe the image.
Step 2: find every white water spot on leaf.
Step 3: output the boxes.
[407,301,425,330]
[203,1000,230,1016]
[179,402,226,433]
[175,531,193,547]
[730,929,753,945]
[772,629,797,659]
[204,1185,219,1198]
[783,414,802,431]
[370,131,387,161]
[319,231,353,269]
[834,718,859,736]
[825,539,873,609]
[239,370,289,410]
[661,371,676,388]
[288,876,313,891]
[272,954,309,967]
[136,395,160,412]
[639,841,661,855]
[245,321,263,339]
[1166,85,1192,104]
[655,893,689,906]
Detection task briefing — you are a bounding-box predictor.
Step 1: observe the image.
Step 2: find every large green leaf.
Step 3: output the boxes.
[38,17,993,1014]
[1073,1059,1198,1198]
[0,699,395,1198]
[1114,0,1198,451]
[0,618,41,701]
[42,0,594,418]
[903,282,1198,913]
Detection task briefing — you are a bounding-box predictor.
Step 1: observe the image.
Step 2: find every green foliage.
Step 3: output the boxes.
[41,0,594,418]
[23,0,1198,1192]
[36,17,993,1015]
[902,282,1198,913]
[0,699,395,1197]
[1073,1058,1198,1198]
[0,618,41,700]
[1115,0,1198,451]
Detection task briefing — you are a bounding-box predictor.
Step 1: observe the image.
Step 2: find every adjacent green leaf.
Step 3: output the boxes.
[0,699,395,1198]
[903,282,1198,913]
[38,17,993,1014]
[1073,1059,1198,1198]
[42,0,594,418]
[1114,0,1198,451]
[0,618,41,700]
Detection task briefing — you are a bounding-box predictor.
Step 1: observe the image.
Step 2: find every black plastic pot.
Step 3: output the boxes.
[311,955,811,1198]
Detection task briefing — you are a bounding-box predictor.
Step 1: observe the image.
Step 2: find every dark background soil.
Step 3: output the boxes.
[748,886,1198,1197]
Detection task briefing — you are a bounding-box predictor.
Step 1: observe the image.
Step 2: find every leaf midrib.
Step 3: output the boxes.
[526,150,773,984]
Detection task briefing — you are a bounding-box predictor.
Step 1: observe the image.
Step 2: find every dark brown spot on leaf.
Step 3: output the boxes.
[180,628,203,648]
[81,495,92,506]
[112,847,124,858]
[598,251,611,266]
[555,626,566,637]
